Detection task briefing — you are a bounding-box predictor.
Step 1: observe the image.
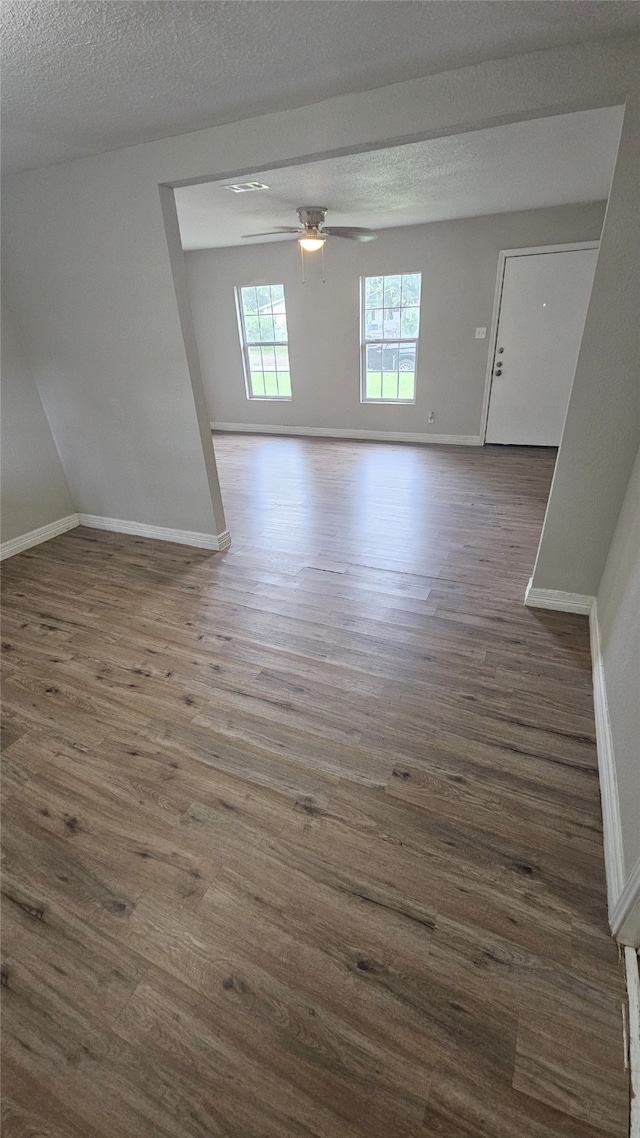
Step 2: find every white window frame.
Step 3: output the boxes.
[360,273,421,405]
[235,284,292,401]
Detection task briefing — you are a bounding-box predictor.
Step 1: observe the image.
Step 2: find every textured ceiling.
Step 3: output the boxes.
[175,107,623,249]
[2,1,640,175]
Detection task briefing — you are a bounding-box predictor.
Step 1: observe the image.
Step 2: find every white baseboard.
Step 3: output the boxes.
[612,857,640,946]
[77,514,231,551]
[589,601,640,947]
[524,578,595,615]
[0,512,230,559]
[211,422,481,446]
[0,513,79,560]
[626,946,640,1138]
[523,588,639,944]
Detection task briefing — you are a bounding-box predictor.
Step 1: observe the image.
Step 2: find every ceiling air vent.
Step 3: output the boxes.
[223,181,270,193]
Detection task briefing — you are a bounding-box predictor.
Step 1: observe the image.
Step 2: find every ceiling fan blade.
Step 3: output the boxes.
[241,228,301,238]
[323,226,376,242]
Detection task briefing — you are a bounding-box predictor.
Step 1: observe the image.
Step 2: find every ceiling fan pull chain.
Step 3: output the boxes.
[321,242,326,284]
[300,242,306,284]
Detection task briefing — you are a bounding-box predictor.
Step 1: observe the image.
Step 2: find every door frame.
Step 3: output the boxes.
[479,241,600,444]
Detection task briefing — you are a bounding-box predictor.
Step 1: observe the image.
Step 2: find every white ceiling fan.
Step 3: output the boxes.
[242,206,376,251]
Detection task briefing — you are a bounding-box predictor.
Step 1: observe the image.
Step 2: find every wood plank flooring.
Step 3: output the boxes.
[1,435,628,1137]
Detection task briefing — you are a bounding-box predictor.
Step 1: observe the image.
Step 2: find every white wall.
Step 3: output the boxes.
[531,94,640,596]
[597,449,640,888]
[1,289,75,543]
[1,38,638,539]
[185,203,604,439]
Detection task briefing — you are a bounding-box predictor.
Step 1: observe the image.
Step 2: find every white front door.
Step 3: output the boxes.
[485,247,598,445]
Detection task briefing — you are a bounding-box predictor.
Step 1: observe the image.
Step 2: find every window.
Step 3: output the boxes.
[236,283,292,399]
[361,273,422,402]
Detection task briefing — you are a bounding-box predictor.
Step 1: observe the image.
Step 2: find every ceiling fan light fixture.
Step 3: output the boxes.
[242,207,375,248]
[298,234,326,252]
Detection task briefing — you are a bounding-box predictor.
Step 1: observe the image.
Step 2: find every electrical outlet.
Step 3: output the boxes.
[428,411,435,423]
[475,327,487,339]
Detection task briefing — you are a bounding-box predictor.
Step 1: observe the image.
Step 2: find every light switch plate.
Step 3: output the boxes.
[475,327,487,339]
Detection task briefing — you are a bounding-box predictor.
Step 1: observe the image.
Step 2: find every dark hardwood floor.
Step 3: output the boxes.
[1,434,628,1137]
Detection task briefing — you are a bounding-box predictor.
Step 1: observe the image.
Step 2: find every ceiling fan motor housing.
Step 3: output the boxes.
[297,206,328,230]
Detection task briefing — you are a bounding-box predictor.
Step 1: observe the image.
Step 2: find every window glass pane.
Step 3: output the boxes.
[381,344,397,370]
[273,314,287,340]
[383,275,402,308]
[250,367,266,397]
[244,314,260,342]
[398,342,416,372]
[401,274,421,306]
[248,345,262,372]
[365,344,382,400]
[264,372,279,397]
[240,286,258,314]
[398,372,415,400]
[276,373,292,398]
[255,285,271,310]
[270,282,284,303]
[384,308,401,338]
[366,371,382,400]
[366,344,382,371]
[364,309,383,341]
[258,314,275,341]
[365,276,383,308]
[261,345,277,373]
[382,372,399,400]
[251,341,270,395]
[400,307,419,338]
[275,345,290,371]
